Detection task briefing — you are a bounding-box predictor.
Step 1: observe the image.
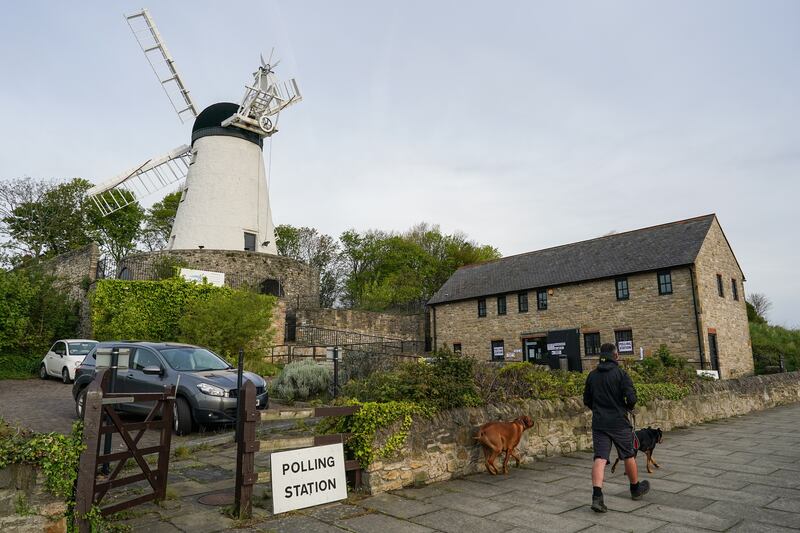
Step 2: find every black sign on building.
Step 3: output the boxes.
[546,328,582,371]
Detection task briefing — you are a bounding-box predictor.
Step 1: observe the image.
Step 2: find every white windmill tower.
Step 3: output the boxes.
[86,9,301,255]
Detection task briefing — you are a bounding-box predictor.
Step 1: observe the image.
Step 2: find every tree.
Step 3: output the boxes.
[275,224,342,307]
[140,191,181,251]
[747,293,772,322]
[0,178,52,259]
[85,198,145,266]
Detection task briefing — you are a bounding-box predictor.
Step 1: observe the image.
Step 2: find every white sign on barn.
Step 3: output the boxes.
[179,268,225,287]
[270,443,347,514]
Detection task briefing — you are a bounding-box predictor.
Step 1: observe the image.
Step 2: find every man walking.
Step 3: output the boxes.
[583,343,650,512]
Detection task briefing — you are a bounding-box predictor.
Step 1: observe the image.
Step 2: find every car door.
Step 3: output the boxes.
[48,341,67,376]
[122,348,169,414]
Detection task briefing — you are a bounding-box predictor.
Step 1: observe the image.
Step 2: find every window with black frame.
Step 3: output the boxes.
[717,274,725,297]
[244,232,256,251]
[731,278,739,301]
[615,277,629,300]
[477,298,486,317]
[453,343,462,354]
[497,295,507,315]
[537,289,548,310]
[518,292,528,313]
[584,332,601,356]
[491,340,505,361]
[658,270,673,295]
[615,329,634,354]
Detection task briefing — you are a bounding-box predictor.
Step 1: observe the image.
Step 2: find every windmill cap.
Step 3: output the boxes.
[191,102,263,148]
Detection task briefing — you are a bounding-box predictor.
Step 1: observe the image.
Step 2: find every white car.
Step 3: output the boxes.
[39,339,98,384]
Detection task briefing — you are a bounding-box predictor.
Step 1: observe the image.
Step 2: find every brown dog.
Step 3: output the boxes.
[474,415,535,475]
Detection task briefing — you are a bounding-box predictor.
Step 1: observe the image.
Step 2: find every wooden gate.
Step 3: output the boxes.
[233,380,361,518]
[74,369,175,532]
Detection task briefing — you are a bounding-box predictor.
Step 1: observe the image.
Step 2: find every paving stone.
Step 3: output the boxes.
[486,505,594,532]
[556,490,651,513]
[651,525,717,533]
[479,475,573,496]
[727,520,798,532]
[698,501,800,529]
[639,490,715,511]
[357,493,441,519]
[440,477,516,496]
[680,485,776,506]
[301,502,366,522]
[337,512,434,533]
[488,491,583,514]
[410,508,517,533]
[168,508,236,532]
[718,471,800,490]
[392,485,449,500]
[561,506,667,532]
[661,472,748,490]
[579,525,629,533]
[741,483,800,500]
[767,497,800,513]
[257,514,350,533]
[181,465,234,483]
[632,503,740,531]
[426,491,514,517]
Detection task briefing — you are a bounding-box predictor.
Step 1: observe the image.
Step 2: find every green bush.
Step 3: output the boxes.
[750,321,800,373]
[0,268,79,378]
[622,345,698,386]
[634,383,690,404]
[492,362,586,402]
[270,360,332,401]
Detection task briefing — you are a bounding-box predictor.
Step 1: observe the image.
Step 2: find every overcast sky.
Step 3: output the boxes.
[0,1,797,325]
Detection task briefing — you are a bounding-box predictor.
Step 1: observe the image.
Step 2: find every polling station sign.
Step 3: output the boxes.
[270,443,347,514]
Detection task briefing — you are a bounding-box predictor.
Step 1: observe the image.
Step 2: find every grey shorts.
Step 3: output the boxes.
[593,428,635,462]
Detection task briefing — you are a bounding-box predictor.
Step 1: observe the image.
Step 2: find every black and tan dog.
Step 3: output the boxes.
[611,427,663,474]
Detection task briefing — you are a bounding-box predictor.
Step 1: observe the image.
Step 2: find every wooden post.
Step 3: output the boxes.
[156,384,176,501]
[234,380,257,519]
[74,371,105,532]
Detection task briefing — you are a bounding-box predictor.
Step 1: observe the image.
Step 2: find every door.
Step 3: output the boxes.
[523,338,547,365]
[122,348,168,414]
[708,333,720,372]
[48,341,67,376]
[546,329,582,371]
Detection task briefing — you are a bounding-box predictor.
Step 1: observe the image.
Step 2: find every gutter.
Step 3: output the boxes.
[689,266,705,369]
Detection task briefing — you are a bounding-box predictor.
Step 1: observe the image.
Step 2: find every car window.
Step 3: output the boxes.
[53,342,66,355]
[68,342,96,356]
[160,348,229,371]
[131,349,162,371]
[83,347,97,367]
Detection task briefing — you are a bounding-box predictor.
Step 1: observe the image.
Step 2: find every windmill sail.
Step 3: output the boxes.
[87,145,192,216]
[126,9,198,123]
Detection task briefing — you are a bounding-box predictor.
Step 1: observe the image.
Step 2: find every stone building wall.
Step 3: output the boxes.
[295,308,425,341]
[693,219,753,378]
[120,249,319,304]
[364,371,800,494]
[431,267,701,366]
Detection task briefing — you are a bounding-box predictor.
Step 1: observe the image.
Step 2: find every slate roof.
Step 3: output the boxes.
[428,214,717,305]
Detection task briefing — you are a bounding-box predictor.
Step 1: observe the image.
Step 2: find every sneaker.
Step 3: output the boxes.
[591,494,608,513]
[630,480,651,500]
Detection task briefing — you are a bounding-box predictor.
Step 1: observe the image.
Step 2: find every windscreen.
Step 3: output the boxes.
[159,347,230,371]
[69,342,97,356]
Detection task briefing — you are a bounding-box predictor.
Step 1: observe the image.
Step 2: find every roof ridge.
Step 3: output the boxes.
[456,213,716,270]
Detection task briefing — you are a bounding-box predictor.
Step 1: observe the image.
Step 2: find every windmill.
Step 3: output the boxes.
[86,8,301,255]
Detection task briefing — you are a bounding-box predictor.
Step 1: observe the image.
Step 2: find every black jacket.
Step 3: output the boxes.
[583,358,637,430]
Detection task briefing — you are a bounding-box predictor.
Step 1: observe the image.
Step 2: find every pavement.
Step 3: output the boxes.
[105,402,800,532]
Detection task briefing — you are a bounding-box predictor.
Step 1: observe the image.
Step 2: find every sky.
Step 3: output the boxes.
[0,1,797,326]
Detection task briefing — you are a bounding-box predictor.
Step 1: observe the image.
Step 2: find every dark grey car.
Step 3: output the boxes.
[72,341,268,435]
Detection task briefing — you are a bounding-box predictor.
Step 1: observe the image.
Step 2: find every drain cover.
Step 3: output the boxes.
[197,490,235,506]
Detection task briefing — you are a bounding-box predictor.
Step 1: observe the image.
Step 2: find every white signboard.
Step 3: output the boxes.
[95,347,131,369]
[493,346,505,358]
[697,369,720,380]
[180,268,225,287]
[617,341,633,353]
[271,443,347,514]
[547,342,566,355]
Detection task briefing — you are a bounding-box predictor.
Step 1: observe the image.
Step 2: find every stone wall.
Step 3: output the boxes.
[693,218,753,378]
[364,371,800,494]
[296,308,425,341]
[120,249,319,304]
[431,266,701,366]
[0,464,65,532]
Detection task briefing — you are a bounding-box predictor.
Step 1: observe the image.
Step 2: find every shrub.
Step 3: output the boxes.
[340,349,400,385]
[634,383,690,405]
[491,362,586,402]
[622,345,698,386]
[270,360,332,401]
[750,321,800,373]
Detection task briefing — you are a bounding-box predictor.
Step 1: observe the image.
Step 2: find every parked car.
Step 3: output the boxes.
[72,341,268,435]
[39,339,98,384]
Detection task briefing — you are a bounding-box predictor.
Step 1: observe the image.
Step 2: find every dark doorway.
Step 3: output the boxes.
[708,333,720,372]
[546,328,582,371]
[523,337,547,365]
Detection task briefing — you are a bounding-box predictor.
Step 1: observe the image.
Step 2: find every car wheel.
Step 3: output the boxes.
[62,367,71,384]
[76,388,87,419]
[39,364,48,380]
[173,397,192,436]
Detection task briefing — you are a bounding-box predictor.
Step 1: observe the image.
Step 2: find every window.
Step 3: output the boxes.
[52,342,66,356]
[658,270,673,295]
[518,292,528,313]
[131,349,162,372]
[477,298,486,318]
[584,333,601,356]
[244,232,257,251]
[731,279,739,301]
[615,277,629,300]
[497,295,507,315]
[615,330,634,354]
[491,340,505,361]
[453,343,462,354]
[717,274,725,297]
[537,289,548,310]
